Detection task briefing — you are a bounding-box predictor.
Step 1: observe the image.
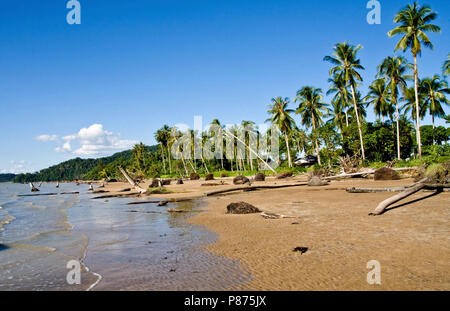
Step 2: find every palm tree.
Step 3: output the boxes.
[267,97,295,167]
[295,86,329,165]
[327,73,352,127]
[348,91,368,122]
[327,99,346,140]
[443,53,450,76]
[366,78,392,122]
[155,127,168,174]
[210,119,224,170]
[377,56,409,159]
[401,86,426,126]
[388,2,441,157]
[324,42,366,160]
[420,75,450,144]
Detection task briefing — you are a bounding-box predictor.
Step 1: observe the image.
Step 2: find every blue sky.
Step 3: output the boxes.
[0,0,449,173]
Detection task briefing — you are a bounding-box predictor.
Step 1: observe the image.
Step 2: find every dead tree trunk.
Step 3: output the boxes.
[29,183,39,192]
[369,178,428,216]
[118,166,147,194]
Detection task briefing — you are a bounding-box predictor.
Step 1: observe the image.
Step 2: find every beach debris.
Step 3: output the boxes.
[177,179,184,184]
[293,247,308,254]
[19,191,79,197]
[148,187,172,195]
[260,212,296,219]
[29,183,39,192]
[89,183,94,191]
[98,183,105,188]
[221,173,228,178]
[233,175,251,185]
[338,155,361,174]
[119,166,148,194]
[307,176,329,187]
[254,173,266,181]
[169,268,176,272]
[205,173,214,181]
[190,173,200,180]
[150,179,162,188]
[93,189,108,194]
[38,182,43,187]
[374,167,400,181]
[158,201,168,206]
[161,179,171,186]
[168,208,188,213]
[119,188,132,192]
[226,202,261,214]
[276,172,293,179]
[201,181,227,187]
[56,182,59,188]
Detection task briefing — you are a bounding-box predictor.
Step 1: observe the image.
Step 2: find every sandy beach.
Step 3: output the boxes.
[96,175,450,291]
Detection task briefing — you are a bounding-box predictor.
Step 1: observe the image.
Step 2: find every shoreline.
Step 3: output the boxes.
[187,177,450,291]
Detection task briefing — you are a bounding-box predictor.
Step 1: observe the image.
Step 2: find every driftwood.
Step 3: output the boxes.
[18,191,79,197]
[126,197,201,205]
[324,167,419,180]
[206,183,308,196]
[369,178,430,216]
[29,183,39,192]
[118,166,147,194]
[260,212,298,219]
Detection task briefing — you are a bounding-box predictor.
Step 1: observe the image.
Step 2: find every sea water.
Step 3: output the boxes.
[0,183,250,290]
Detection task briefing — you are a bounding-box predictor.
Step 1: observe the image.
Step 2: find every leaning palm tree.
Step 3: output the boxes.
[327,73,352,127]
[324,42,366,160]
[443,53,450,76]
[377,56,409,159]
[366,78,392,122]
[295,86,329,165]
[348,91,368,122]
[420,75,450,144]
[266,97,295,167]
[388,2,441,157]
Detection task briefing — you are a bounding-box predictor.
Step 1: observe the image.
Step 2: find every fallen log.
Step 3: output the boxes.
[260,212,298,219]
[118,166,147,194]
[18,191,79,197]
[325,167,420,181]
[369,178,429,216]
[126,197,201,205]
[205,183,308,197]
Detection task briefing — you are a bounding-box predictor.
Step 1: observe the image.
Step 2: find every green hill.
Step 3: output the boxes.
[0,174,16,183]
[13,145,158,183]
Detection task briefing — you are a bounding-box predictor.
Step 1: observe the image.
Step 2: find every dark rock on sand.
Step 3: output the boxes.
[254,173,266,181]
[226,202,261,214]
[233,175,251,185]
[161,179,171,186]
[190,173,200,180]
[374,167,400,181]
[277,172,293,179]
[177,179,184,184]
[205,173,214,181]
[293,247,308,254]
[308,176,329,186]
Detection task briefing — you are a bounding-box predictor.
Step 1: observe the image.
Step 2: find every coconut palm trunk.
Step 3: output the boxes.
[350,83,365,160]
[413,56,422,157]
[395,100,401,159]
[284,132,292,168]
[311,118,321,165]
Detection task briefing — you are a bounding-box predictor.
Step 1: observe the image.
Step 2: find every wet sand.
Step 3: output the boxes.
[99,176,449,290]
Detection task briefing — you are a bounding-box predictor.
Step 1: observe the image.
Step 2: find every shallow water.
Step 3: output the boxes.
[0,183,250,291]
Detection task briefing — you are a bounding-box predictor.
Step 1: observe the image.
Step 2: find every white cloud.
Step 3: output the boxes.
[55,124,137,156]
[3,160,36,174]
[35,134,59,142]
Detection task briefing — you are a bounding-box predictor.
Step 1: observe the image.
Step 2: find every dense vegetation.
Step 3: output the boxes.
[0,174,16,183]
[13,146,158,183]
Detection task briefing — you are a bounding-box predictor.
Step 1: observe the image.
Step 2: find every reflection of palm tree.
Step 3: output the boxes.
[420,75,450,144]
[324,42,366,159]
[267,97,295,167]
[377,56,409,159]
[295,86,329,165]
[388,2,441,157]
